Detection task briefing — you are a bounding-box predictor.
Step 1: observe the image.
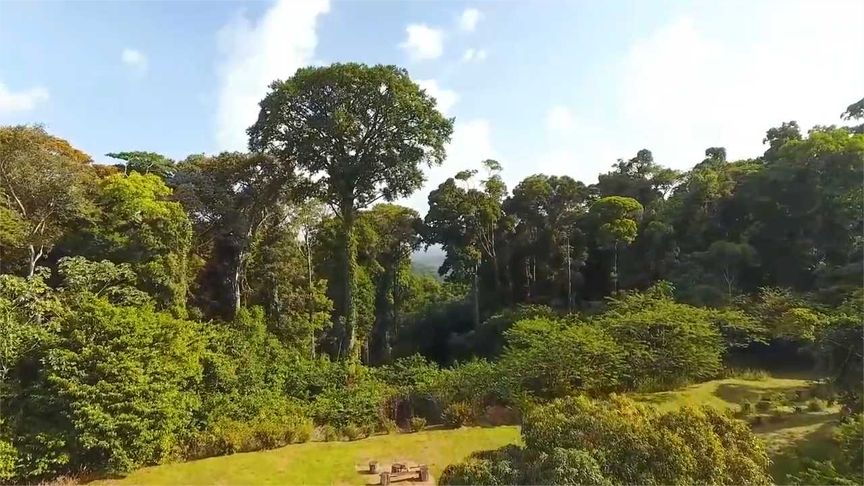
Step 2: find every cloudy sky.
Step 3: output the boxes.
[1,0,862,212]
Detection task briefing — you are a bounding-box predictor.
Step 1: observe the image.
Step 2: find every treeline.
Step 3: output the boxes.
[1,62,862,482]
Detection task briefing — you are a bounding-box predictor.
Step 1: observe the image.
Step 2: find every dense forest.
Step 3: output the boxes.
[1,63,862,484]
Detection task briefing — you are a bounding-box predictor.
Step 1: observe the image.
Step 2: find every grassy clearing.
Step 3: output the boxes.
[92,426,520,485]
[95,375,838,485]
[630,374,841,484]
[630,375,813,412]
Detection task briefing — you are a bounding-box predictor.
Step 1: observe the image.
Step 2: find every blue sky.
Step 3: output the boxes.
[2,0,862,212]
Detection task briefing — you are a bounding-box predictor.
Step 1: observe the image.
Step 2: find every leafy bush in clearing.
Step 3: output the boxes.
[499,317,624,399]
[443,402,475,428]
[807,398,826,412]
[441,395,770,485]
[594,283,727,388]
[409,417,427,432]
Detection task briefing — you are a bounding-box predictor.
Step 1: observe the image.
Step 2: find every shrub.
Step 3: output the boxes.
[15,297,205,478]
[0,439,17,482]
[439,445,524,485]
[596,286,726,388]
[807,398,826,412]
[310,373,395,432]
[409,417,427,433]
[320,425,340,442]
[443,402,474,428]
[444,395,771,485]
[341,424,362,441]
[521,395,771,484]
[500,318,625,398]
[723,368,771,381]
[755,398,774,413]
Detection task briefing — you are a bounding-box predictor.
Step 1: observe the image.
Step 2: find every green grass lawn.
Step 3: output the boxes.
[96,375,838,485]
[630,374,841,484]
[93,426,520,485]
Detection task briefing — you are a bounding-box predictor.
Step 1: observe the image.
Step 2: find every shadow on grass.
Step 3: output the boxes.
[754,411,840,435]
[714,382,807,404]
[766,417,838,484]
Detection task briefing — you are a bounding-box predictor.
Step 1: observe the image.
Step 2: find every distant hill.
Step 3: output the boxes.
[411,246,445,279]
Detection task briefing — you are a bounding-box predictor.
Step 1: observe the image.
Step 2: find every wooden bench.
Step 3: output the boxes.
[379,465,428,485]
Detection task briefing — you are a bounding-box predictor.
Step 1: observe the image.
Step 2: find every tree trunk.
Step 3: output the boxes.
[226,247,242,319]
[566,235,572,313]
[305,230,315,359]
[612,241,619,295]
[472,263,481,329]
[340,209,357,360]
[27,244,42,278]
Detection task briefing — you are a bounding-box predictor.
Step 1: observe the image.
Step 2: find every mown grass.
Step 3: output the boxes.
[92,426,520,485]
[630,374,841,485]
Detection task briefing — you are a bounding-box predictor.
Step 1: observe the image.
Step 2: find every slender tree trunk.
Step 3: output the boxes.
[472,263,480,329]
[305,230,315,359]
[566,235,572,313]
[27,244,42,278]
[612,241,619,295]
[227,248,242,319]
[340,208,357,360]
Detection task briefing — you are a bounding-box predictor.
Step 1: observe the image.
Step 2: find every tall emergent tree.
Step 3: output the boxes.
[0,125,95,277]
[173,152,293,319]
[589,196,643,293]
[249,63,453,359]
[425,161,506,328]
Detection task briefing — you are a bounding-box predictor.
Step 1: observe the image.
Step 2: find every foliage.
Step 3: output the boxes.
[408,417,427,432]
[443,402,475,428]
[443,394,770,485]
[250,63,453,359]
[788,414,864,485]
[0,125,96,276]
[500,317,624,398]
[594,284,727,387]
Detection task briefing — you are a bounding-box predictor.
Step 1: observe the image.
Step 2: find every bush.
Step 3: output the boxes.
[320,425,340,442]
[13,297,205,478]
[807,398,826,412]
[310,372,395,432]
[596,285,726,388]
[755,398,774,413]
[521,395,771,484]
[0,439,17,482]
[439,445,524,485]
[500,318,625,398]
[444,395,771,485]
[443,402,474,428]
[341,424,362,441]
[409,417,427,433]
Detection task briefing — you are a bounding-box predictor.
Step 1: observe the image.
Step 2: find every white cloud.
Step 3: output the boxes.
[121,48,148,72]
[534,2,864,183]
[462,48,487,63]
[215,0,330,151]
[545,105,576,133]
[417,79,458,115]
[0,82,49,114]
[400,24,444,61]
[401,118,496,212]
[613,4,864,170]
[459,8,482,32]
